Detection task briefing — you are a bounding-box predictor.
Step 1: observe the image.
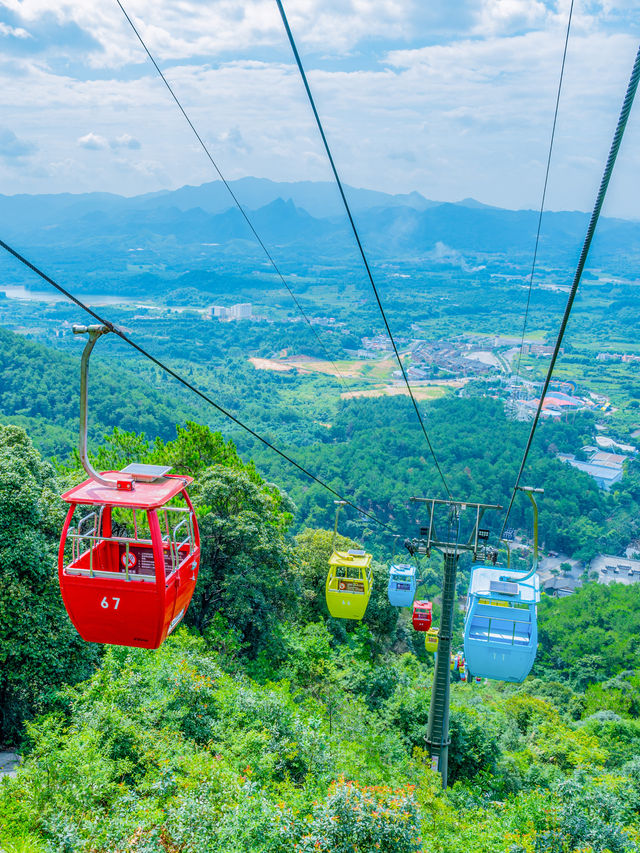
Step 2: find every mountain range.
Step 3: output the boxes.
[0,177,638,274]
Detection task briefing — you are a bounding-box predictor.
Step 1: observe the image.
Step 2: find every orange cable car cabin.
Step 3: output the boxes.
[57,323,200,649]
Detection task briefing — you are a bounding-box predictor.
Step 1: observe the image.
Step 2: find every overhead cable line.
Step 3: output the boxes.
[0,236,399,538]
[114,0,350,394]
[501,42,640,537]
[274,0,452,500]
[513,0,574,388]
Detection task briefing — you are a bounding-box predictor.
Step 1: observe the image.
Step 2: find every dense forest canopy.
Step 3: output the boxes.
[1,327,638,563]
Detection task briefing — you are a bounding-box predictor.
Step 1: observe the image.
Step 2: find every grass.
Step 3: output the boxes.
[249,355,398,381]
[341,385,449,401]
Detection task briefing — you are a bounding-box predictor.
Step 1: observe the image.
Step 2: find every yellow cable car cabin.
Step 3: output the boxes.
[325,548,373,620]
[425,626,439,653]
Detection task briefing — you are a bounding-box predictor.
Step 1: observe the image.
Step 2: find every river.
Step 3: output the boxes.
[0,284,153,307]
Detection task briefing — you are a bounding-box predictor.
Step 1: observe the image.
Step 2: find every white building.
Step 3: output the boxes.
[211,303,252,321]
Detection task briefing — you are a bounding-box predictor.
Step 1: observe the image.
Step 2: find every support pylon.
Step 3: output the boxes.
[408,496,502,788]
[425,548,458,786]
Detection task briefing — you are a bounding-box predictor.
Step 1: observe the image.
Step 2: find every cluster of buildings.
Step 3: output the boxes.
[520,390,591,419]
[209,303,252,321]
[519,342,559,357]
[310,316,338,327]
[410,340,495,377]
[360,335,393,352]
[596,352,640,363]
[352,334,411,359]
[541,550,640,598]
[488,336,561,358]
[558,446,635,491]
[506,379,614,422]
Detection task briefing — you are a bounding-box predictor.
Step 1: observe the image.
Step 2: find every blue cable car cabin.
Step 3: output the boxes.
[387,563,417,607]
[463,563,540,683]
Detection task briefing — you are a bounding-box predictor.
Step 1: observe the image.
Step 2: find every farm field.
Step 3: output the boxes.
[340,384,450,400]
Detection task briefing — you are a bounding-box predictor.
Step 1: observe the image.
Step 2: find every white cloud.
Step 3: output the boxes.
[77,132,108,150]
[0,0,471,67]
[110,133,141,150]
[473,0,549,36]
[0,127,37,159]
[0,22,31,38]
[0,2,637,217]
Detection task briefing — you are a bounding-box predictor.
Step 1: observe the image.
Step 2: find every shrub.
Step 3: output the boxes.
[295,779,421,853]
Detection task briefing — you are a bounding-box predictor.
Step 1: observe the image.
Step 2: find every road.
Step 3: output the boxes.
[0,751,18,778]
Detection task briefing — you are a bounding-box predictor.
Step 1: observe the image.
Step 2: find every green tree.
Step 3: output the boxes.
[0,425,98,743]
[188,466,298,656]
[90,421,253,480]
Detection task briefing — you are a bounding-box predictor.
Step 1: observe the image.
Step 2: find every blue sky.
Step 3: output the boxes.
[0,0,638,217]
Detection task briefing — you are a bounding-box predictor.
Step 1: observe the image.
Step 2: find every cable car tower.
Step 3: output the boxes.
[407,497,502,788]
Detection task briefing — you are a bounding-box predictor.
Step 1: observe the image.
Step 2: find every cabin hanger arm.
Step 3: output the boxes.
[73,324,116,489]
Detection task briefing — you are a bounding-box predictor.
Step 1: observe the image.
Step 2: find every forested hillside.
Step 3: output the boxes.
[1,329,639,562]
[248,395,640,560]
[3,421,640,852]
[0,328,192,457]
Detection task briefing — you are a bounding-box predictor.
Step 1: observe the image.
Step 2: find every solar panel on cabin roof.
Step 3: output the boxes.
[489,580,519,596]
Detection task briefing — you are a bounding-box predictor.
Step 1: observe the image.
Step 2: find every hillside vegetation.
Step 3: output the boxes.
[2,422,640,852]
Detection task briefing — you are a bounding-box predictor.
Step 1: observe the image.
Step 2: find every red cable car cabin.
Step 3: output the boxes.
[58,465,200,649]
[412,600,433,632]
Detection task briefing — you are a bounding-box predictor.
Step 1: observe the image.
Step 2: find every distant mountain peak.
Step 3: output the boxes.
[455,197,497,210]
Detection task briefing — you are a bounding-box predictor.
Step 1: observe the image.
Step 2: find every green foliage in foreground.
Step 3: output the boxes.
[2,634,640,852]
[0,425,98,744]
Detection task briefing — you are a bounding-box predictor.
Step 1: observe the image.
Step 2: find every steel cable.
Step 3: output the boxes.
[0,236,399,537]
[274,0,452,499]
[501,42,640,537]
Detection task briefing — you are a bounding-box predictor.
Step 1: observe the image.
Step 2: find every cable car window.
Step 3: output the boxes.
[159,503,197,578]
[488,618,516,644]
[335,564,361,581]
[469,616,490,640]
[61,502,196,582]
[514,623,532,644]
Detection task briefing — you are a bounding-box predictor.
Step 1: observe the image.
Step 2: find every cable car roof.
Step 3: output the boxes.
[329,549,372,569]
[389,563,416,576]
[468,565,539,603]
[61,472,193,510]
